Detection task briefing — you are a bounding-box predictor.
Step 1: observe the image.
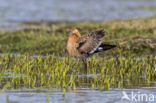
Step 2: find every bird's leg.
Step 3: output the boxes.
[82,58,87,74]
[81,58,88,84]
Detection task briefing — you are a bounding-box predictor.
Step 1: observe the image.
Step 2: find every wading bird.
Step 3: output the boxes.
[67,29,116,72]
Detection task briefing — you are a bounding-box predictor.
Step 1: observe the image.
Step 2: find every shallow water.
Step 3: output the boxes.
[0,0,156,29]
[0,87,156,103]
[0,69,156,103]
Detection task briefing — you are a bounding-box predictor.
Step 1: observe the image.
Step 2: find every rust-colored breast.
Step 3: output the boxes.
[67,34,81,57]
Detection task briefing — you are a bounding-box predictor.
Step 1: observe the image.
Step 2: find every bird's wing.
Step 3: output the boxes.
[76,30,104,54]
[75,34,88,49]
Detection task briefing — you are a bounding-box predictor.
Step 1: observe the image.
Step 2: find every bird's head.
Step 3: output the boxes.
[72,29,81,38]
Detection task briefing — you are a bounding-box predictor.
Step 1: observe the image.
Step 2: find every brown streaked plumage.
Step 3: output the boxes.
[67,29,116,58]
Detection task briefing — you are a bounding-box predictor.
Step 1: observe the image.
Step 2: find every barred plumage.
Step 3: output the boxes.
[67,29,116,58]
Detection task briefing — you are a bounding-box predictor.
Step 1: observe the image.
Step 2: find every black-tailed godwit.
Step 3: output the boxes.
[67,29,116,58]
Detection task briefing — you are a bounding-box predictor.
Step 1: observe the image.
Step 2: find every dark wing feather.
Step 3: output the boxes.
[100,43,116,51]
[93,43,116,53]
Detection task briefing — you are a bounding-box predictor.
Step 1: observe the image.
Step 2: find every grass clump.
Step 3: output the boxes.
[0,54,155,91]
[0,16,156,55]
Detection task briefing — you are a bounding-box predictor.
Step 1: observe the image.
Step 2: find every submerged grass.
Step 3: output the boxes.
[0,16,156,92]
[0,54,155,91]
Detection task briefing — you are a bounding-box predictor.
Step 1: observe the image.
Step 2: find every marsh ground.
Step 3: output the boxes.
[0,16,156,103]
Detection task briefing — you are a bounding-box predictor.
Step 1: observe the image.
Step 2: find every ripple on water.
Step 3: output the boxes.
[0,88,156,103]
[0,0,156,29]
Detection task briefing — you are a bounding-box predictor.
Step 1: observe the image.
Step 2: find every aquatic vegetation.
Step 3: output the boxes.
[0,16,156,92]
[0,16,156,56]
[0,54,155,91]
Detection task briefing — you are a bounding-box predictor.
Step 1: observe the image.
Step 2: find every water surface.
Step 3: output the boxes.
[0,0,156,29]
[0,87,156,103]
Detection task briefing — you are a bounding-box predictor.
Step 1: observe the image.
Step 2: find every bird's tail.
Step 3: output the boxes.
[94,43,116,53]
